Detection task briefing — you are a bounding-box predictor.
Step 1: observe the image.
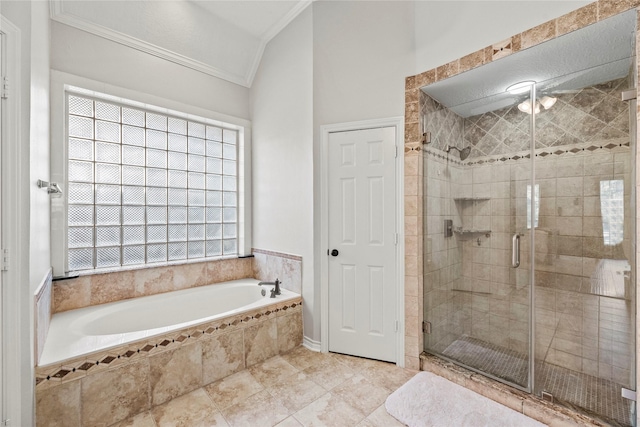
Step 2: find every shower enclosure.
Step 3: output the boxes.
[421,10,637,426]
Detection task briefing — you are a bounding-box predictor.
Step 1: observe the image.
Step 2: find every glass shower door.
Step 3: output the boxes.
[421,86,534,391]
[532,70,637,426]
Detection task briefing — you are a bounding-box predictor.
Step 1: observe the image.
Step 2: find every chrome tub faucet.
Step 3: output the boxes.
[258,278,281,298]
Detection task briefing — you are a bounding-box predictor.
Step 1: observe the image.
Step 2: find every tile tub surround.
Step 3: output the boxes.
[35,269,54,364]
[35,297,302,426]
[52,257,254,313]
[253,248,303,294]
[64,346,416,427]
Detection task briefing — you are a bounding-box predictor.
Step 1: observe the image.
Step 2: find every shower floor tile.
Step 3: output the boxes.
[441,336,633,427]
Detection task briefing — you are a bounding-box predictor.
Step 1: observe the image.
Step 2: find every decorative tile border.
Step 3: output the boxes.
[35,298,302,391]
[421,139,630,174]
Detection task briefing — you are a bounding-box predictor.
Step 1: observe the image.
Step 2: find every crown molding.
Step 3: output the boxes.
[50,0,251,87]
[244,0,313,86]
[50,0,313,88]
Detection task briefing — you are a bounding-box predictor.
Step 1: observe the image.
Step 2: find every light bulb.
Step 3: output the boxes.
[539,96,557,109]
[518,100,531,113]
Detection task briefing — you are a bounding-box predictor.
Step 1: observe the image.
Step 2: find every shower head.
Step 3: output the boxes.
[445,145,471,161]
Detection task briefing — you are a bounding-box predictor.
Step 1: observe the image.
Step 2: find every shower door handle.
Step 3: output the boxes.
[511,233,520,268]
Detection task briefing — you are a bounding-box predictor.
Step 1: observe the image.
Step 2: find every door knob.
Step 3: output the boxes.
[331,249,339,257]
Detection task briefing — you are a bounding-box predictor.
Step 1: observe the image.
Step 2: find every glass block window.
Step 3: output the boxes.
[66,93,238,271]
[600,179,624,246]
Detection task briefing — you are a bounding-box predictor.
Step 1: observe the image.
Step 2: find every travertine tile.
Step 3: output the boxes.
[221,389,290,427]
[253,251,303,294]
[205,370,264,410]
[275,417,304,427]
[109,411,156,427]
[202,329,244,385]
[277,311,303,354]
[359,360,417,392]
[460,49,485,73]
[267,371,326,413]
[151,388,228,427]
[209,257,253,283]
[90,270,136,306]
[302,356,355,390]
[557,2,597,36]
[81,360,150,427]
[598,0,640,20]
[244,318,278,367]
[436,60,459,81]
[248,355,299,388]
[173,262,208,290]
[361,405,404,427]
[293,392,365,427]
[53,275,91,313]
[149,342,202,406]
[280,345,333,371]
[133,266,174,296]
[331,375,390,417]
[36,380,81,427]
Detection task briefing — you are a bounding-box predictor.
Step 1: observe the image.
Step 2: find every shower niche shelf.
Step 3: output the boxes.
[453,197,490,202]
[454,228,491,236]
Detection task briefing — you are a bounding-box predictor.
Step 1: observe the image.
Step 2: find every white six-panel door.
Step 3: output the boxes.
[328,126,397,362]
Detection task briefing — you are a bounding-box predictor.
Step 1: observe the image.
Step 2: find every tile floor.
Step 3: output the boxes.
[443,336,633,426]
[110,346,418,427]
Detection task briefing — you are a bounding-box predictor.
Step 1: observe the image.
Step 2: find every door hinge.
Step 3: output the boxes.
[1,249,8,271]
[395,146,398,158]
[1,76,8,99]
[394,233,398,245]
[395,320,399,332]
[422,321,431,334]
[621,89,636,101]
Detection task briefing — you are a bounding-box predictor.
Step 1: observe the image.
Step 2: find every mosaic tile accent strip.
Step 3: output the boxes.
[422,138,630,166]
[35,298,302,390]
[441,336,633,427]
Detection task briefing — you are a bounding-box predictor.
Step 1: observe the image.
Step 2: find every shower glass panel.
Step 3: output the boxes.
[420,9,636,426]
[421,88,534,390]
[533,68,636,426]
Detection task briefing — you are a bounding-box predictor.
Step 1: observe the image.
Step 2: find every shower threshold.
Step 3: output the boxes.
[428,336,633,427]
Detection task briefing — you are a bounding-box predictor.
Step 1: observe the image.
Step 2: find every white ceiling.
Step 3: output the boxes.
[193,1,303,39]
[51,0,312,87]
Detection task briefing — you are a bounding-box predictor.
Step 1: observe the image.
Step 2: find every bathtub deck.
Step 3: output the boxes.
[111,346,416,427]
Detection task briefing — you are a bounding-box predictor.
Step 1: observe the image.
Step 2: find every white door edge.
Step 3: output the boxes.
[319,116,405,367]
[0,14,25,425]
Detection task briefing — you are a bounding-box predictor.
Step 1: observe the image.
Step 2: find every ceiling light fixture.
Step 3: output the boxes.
[517,95,556,115]
[506,81,536,95]
[539,96,557,109]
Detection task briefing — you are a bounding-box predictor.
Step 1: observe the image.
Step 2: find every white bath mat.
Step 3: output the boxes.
[385,372,547,427]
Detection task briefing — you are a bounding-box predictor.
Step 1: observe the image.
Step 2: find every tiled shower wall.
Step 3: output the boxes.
[418,72,634,388]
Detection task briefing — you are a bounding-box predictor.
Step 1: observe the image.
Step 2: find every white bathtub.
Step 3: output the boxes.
[39,278,299,366]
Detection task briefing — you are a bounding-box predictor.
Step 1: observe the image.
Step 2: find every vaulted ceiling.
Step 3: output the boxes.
[50,0,312,87]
